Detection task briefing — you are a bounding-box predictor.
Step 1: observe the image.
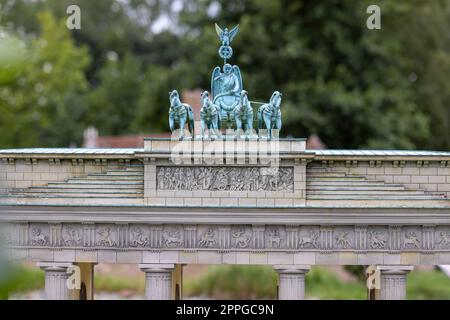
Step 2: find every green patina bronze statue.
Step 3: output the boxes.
[215,23,239,64]
[257,91,283,139]
[168,89,195,139]
[234,90,254,137]
[211,63,243,129]
[169,23,282,138]
[200,91,220,138]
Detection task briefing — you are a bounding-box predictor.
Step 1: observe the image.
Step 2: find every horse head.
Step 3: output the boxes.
[201,91,210,108]
[239,90,249,110]
[169,89,181,108]
[269,91,282,111]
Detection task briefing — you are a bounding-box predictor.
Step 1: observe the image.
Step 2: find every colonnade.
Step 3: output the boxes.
[37,262,413,300]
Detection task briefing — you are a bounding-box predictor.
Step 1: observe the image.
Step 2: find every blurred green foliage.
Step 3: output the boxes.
[185,265,278,299]
[184,265,450,300]
[5,264,450,299]
[0,0,449,150]
[0,264,44,299]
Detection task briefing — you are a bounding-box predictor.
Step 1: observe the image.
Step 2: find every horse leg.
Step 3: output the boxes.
[275,118,282,137]
[264,115,271,139]
[201,120,207,138]
[179,118,186,139]
[169,117,175,133]
[235,117,243,138]
[246,118,253,136]
[210,117,217,138]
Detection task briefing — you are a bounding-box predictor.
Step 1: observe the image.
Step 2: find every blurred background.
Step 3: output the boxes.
[1,0,450,299]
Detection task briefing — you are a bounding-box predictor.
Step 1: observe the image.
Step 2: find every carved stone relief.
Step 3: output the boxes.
[96,225,117,247]
[30,225,49,246]
[231,227,251,248]
[6,223,450,252]
[129,226,149,248]
[163,228,182,248]
[198,227,218,248]
[403,227,422,249]
[62,225,82,246]
[334,227,354,249]
[298,227,319,249]
[369,231,387,249]
[437,226,450,249]
[157,166,294,191]
[265,227,284,248]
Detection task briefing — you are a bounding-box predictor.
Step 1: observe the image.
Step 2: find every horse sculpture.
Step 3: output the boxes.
[234,90,254,136]
[200,91,220,138]
[257,91,282,139]
[168,89,195,139]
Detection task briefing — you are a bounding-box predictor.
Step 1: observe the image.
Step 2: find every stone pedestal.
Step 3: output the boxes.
[377,265,413,300]
[274,265,310,300]
[139,263,176,300]
[38,262,74,300]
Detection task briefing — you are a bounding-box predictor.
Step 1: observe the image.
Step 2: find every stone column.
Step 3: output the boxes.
[274,265,310,300]
[139,263,175,300]
[377,265,413,300]
[38,262,74,300]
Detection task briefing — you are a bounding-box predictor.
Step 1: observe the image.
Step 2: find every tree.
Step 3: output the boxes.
[1,0,450,151]
[0,12,90,147]
[171,0,430,149]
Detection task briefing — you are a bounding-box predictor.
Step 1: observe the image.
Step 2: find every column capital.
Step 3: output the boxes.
[38,262,73,272]
[273,265,310,274]
[377,265,413,275]
[140,263,175,300]
[139,263,175,273]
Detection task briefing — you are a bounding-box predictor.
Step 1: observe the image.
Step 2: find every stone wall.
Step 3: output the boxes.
[0,158,131,194]
[315,160,450,199]
[144,159,306,207]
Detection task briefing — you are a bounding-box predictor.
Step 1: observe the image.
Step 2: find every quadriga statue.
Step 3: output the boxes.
[233,90,254,137]
[168,89,195,139]
[257,91,282,139]
[211,63,243,128]
[200,91,220,138]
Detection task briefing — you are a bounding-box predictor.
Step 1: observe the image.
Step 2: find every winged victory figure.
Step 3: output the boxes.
[215,23,239,47]
[215,23,239,62]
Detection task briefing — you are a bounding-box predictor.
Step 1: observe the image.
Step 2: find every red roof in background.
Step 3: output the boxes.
[82,89,202,148]
[91,133,171,148]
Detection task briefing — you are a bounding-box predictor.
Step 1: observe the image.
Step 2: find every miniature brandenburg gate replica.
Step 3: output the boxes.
[1,24,450,300]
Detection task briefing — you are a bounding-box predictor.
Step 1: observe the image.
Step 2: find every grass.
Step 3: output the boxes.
[0,265,44,299]
[306,267,366,299]
[94,273,145,294]
[184,265,278,299]
[4,264,450,299]
[185,265,450,300]
[407,269,450,299]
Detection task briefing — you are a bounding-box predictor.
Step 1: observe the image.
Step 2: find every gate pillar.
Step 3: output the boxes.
[274,265,310,300]
[139,263,177,300]
[377,265,413,300]
[38,262,75,300]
